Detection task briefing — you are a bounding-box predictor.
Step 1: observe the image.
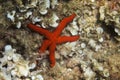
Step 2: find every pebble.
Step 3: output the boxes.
[4,45,12,51]
[16,21,21,29]
[25,11,32,19]
[96,27,103,34]
[81,43,86,49]
[115,28,120,36]
[7,10,16,22]
[98,37,104,42]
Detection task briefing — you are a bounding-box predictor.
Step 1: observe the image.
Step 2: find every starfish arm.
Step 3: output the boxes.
[53,13,76,37]
[27,23,52,39]
[57,35,80,44]
[49,43,56,67]
[39,40,51,53]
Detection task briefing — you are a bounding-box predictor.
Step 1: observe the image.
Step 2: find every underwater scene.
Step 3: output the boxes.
[0,0,120,80]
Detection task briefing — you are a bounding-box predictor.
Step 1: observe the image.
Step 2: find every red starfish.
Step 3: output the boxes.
[27,13,79,67]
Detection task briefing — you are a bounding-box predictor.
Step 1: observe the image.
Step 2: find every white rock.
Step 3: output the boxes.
[67,21,79,35]
[7,55,13,60]
[30,70,43,80]
[0,56,8,66]
[67,68,72,72]
[16,21,21,29]
[11,69,17,76]
[29,63,36,69]
[99,6,105,20]
[44,0,50,8]
[25,11,32,19]
[65,42,77,51]
[81,43,86,49]
[92,59,103,71]
[41,22,46,28]
[84,67,96,80]
[99,37,104,42]
[3,45,30,77]
[49,13,59,27]
[88,39,102,51]
[95,45,101,51]
[12,54,21,62]
[115,28,120,36]
[96,27,103,34]
[18,7,27,13]
[7,10,16,22]
[88,39,96,48]
[0,45,45,80]
[69,52,74,57]
[4,45,12,52]
[39,0,50,15]
[80,60,96,80]
[39,10,48,15]
[36,75,44,80]
[92,59,109,77]
[16,61,29,77]
[32,16,42,24]
[3,45,17,61]
[31,76,35,80]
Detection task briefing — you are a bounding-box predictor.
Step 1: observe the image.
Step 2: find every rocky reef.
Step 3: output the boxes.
[0,0,120,80]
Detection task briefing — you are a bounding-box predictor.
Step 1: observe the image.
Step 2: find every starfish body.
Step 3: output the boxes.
[27,13,80,67]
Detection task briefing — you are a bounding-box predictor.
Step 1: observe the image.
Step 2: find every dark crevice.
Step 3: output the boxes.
[99,21,118,42]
